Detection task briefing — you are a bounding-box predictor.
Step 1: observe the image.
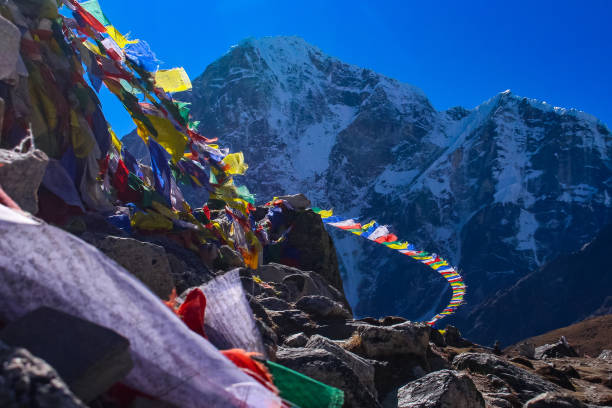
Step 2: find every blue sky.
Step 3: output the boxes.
[94,0,612,137]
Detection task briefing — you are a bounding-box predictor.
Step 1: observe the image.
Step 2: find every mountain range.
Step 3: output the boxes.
[124,36,612,345]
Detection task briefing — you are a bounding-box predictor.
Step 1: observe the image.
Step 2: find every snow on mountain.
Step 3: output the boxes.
[147,36,612,345]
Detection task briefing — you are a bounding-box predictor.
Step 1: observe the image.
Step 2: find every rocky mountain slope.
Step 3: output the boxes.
[165,36,612,345]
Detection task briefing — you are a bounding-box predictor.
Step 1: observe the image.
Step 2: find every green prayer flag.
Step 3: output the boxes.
[80,0,111,27]
[265,361,344,408]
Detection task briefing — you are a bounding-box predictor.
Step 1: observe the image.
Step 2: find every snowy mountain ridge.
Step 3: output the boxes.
[145,36,612,344]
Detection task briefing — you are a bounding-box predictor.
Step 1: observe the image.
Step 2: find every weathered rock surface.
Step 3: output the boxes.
[276,346,381,408]
[523,392,587,408]
[0,147,48,214]
[82,234,174,299]
[0,340,86,408]
[295,295,351,319]
[283,332,308,347]
[397,369,485,408]
[351,321,430,360]
[535,338,579,360]
[452,353,559,402]
[0,307,133,402]
[598,349,612,361]
[276,193,311,210]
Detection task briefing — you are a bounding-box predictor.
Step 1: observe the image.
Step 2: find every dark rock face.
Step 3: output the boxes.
[161,35,612,347]
[396,369,485,408]
[276,346,381,408]
[81,234,175,299]
[452,353,559,402]
[0,147,48,214]
[0,340,86,408]
[535,339,579,360]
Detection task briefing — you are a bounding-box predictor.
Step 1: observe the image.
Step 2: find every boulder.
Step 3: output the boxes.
[509,356,534,369]
[258,296,292,311]
[84,234,174,299]
[452,353,559,402]
[516,342,536,359]
[276,346,381,408]
[283,333,308,348]
[444,325,472,348]
[0,147,48,214]
[598,349,612,361]
[267,309,315,338]
[0,307,133,402]
[295,295,351,319]
[397,369,485,408]
[352,321,430,360]
[535,365,575,391]
[0,340,86,408]
[276,194,311,210]
[305,335,377,399]
[216,245,244,269]
[523,392,587,408]
[534,337,578,359]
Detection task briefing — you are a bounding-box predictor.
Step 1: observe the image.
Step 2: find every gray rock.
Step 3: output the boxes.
[452,353,559,402]
[276,193,311,210]
[0,307,132,402]
[0,147,48,214]
[267,309,315,338]
[516,342,536,359]
[217,245,244,269]
[257,296,292,311]
[283,332,308,347]
[597,349,612,361]
[295,295,351,319]
[523,392,587,408]
[306,335,377,399]
[276,346,381,408]
[444,325,472,348]
[397,369,485,408]
[84,234,174,299]
[0,340,86,408]
[534,337,578,359]
[354,321,430,360]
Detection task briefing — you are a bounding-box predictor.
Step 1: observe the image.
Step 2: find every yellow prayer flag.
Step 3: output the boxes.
[318,209,333,218]
[387,241,408,250]
[106,26,139,48]
[361,220,376,230]
[145,115,188,163]
[110,129,122,152]
[154,67,192,93]
[222,152,249,175]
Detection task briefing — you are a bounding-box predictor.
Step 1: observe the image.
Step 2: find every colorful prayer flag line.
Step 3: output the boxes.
[312,208,466,326]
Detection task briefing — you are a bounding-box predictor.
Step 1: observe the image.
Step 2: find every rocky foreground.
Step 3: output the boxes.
[0,170,610,407]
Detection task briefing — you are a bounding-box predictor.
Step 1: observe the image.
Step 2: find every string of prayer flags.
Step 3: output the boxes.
[312,208,466,326]
[154,67,192,93]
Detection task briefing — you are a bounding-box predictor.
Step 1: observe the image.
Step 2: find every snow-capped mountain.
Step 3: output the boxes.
[156,36,612,344]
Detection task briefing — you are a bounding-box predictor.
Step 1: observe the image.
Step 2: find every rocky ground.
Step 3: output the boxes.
[0,159,610,406]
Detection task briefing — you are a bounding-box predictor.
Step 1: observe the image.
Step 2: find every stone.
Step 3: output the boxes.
[216,245,244,269]
[267,309,315,338]
[276,346,381,408]
[452,353,559,402]
[84,234,174,299]
[305,335,377,399]
[523,392,587,408]
[0,307,133,402]
[598,349,612,361]
[397,369,485,408]
[444,325,472,348]
[516,342,536,359]
[353,321,430,360]
[283,333,308,348]
[0,147,48,214]
[534,337,579,359]
[295,295,351,319]
[0,340,86,407]
[510,356,534,369]
[535,365,575,391]
[276,193,311,210]
[257,296,292,311]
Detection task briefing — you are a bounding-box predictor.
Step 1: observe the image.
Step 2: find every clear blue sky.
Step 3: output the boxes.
[93,0,612,137]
